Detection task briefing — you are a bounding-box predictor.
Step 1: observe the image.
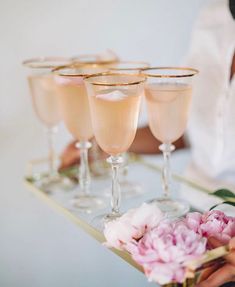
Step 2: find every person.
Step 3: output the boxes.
[60,0,235,205]
[60,0,235,192]
[197,237,235,287]
[60,1,235,286]
[181,0,235,198]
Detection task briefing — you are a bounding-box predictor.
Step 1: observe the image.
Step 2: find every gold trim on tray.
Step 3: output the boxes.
[133,154,235,204]
[23,179,143,272]
[162,246,229,287]
[186,245,229,274]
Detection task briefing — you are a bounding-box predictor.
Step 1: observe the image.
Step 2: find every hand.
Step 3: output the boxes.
[197,237,235,287]
[59,139,107,171]
[59,140,79,171]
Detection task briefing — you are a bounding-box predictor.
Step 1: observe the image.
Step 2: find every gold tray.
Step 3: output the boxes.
[24,154,228,286]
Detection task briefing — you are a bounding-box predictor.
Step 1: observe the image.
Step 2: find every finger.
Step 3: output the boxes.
[226,250,235,266]
[60,153,79,168]
[60,142,79,159]
[229,237,235,250]
[208,237,235,266]
[59,158,79,171]
[208,237,223,249]
[197,263,235,287]
[198,265,219,282]
[59,148,80,170]
[60,142,78,160]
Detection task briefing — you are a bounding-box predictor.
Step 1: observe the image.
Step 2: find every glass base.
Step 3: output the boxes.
[35,173,75,193]
[70,194,106,214]
[91,212,122,231]
[120,180,144,198]
[148,197,189,218]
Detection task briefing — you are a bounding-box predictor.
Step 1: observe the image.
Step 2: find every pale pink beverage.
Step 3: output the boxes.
[28,74,61,127]
[56,78,93,141]
[145,83,192,143]
[89,89,141,155]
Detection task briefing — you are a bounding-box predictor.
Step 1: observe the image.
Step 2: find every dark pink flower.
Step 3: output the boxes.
[185,210,235,244]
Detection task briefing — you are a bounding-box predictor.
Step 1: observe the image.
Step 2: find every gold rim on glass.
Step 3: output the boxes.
[53,63,109,77]
[109,61,150,71]
[84,72,146,86]
[22,57,73,69]
[141,67,199,78]
[71,54,119,65]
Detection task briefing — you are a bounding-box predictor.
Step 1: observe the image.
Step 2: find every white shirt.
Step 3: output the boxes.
[186,0,235,191]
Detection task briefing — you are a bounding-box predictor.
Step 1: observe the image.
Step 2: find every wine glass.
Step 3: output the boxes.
[71,52,119,177]
[72,49,119,66]
[109,61,149,73]
[53,64,109,213]
[142,67,198,217]
[109,61,150,198]
[23,57,73,190]
[85,72,145,228]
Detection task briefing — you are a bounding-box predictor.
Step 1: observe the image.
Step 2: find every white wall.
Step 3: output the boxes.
[0,0,205,129]
[0,0,205,286]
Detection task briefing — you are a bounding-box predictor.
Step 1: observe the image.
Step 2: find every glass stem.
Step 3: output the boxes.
[120,152,129,182]
[46,126,58,176]
[90,139,101,172]
[159,143,175,199]
[107,155,123,215]
[76,141,92,195]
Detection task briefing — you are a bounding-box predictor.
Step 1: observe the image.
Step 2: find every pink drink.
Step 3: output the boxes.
[57,79,93,141]
[89,89,141,155]
[28,74,61,127]
[145,83,192,143]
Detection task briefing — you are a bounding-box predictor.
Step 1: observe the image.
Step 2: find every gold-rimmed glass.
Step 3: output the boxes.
[109,61,150,73]
[142,67,198,217]
[72,49,119,66]
[108,61,150,198]
[72,51,119,176]
[23,57,73,190]
[85,72,146,228]
[53,64,108,213]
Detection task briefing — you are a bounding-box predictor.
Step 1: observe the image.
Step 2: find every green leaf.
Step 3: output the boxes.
[211,189,235,199]
[59,165,78,177]
[25,176,35,183]
[210,201,235,211]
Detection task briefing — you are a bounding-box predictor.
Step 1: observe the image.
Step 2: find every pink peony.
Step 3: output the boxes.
[103,203,163,250]
[185,210,235,245]
[103,207,235,285]
[128,220,207,285]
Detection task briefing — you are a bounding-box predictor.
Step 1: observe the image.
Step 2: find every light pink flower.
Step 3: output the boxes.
[128,202,164,233]
[185,210,235,245]
[129,220,207,285]
[184,212,202,233]
[103,203,163,250]
[103,217,140,250]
